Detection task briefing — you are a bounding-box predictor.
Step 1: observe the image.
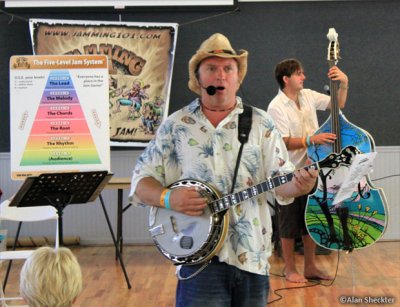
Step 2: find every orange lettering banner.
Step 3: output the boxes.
[30,19,178,147]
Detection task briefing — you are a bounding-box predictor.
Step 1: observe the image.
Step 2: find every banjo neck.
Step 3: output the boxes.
[209,163,318,214]
[208,145,358,214]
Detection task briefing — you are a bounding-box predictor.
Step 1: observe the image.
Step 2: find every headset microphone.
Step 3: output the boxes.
[205,85,224,96]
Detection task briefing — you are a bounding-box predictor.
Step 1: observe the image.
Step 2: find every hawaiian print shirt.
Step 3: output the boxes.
[130,97,295,275]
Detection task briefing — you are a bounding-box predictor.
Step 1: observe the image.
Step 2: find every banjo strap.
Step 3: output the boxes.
[231,104,253,194]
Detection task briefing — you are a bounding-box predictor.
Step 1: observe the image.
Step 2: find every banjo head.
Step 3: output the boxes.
[149,179,228,265]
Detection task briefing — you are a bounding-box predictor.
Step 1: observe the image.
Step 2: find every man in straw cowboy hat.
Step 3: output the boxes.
[129,33,317,306]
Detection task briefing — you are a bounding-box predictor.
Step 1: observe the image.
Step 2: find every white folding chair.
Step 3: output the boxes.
[0,199,59,304]
[0,285,28,307]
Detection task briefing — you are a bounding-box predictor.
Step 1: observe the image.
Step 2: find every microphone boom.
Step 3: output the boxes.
[205,85,224,96]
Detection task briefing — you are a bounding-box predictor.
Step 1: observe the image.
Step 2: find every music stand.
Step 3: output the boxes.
[9,170,132,289]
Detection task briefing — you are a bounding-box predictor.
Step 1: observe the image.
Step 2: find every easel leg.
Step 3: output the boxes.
[116,188,123,260]
[99,194,132,289]
[56,207,64,246]
[2,222,22,292]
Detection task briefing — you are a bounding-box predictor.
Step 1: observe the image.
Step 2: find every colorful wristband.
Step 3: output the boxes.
[164,190,172,210]
[306,136,311,147]
[160,188,169,207]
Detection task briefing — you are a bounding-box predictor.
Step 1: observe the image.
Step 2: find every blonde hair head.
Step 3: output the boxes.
[20,246,82,307]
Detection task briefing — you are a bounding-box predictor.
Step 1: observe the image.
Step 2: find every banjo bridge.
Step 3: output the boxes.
[170,215,179,234]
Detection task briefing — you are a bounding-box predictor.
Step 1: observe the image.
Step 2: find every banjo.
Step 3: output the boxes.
[149,145,359,266]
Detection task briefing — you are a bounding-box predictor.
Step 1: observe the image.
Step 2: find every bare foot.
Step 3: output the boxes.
[304,268,331,280]
[285,271,308,283]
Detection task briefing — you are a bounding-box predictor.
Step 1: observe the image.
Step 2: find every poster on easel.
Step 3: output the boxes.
[10,54,110,180]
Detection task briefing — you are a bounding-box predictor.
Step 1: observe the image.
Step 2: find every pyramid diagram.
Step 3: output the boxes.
[20,70,101,166]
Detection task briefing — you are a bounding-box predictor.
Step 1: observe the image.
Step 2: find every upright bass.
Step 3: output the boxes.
[305,28,388,252]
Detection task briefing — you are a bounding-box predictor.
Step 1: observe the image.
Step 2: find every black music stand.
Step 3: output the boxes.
[9,170,132,289]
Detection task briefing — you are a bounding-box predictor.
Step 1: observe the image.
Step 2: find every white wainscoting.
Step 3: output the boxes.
[1,146,399,245]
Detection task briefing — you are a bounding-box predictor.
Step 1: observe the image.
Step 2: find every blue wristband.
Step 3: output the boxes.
[164,190,172,209]
[306,136,311,147]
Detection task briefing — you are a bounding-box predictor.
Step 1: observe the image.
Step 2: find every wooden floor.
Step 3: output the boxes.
[1,241,399,307]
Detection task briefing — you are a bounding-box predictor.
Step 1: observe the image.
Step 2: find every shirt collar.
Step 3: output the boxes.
[277,89,303,106]
[189,97,243,114]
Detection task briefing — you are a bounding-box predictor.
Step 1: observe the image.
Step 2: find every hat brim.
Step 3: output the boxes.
[188,50,248,95]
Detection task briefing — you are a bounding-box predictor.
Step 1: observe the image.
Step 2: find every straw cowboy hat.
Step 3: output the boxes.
[188,33,248,95]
